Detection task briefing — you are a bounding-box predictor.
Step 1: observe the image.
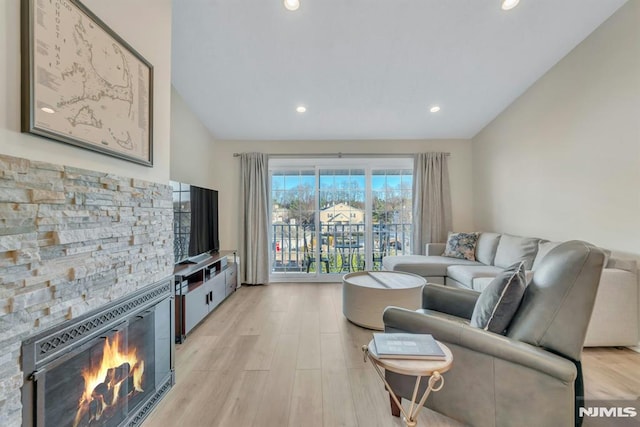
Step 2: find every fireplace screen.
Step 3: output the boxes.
[44,314,154,427]
[21,279,174,427]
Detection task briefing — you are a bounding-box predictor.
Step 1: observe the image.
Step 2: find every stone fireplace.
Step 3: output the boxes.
[0,154,174,427]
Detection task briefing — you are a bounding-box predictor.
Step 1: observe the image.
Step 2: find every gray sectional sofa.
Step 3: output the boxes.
[383,232,639,347]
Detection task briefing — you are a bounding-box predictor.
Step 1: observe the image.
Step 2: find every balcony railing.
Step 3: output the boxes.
[271,223,412,273]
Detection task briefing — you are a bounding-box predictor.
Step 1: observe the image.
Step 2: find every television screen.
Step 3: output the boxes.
[171,181,219,263]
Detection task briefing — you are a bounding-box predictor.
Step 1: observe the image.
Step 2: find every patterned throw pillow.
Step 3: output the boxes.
[442,232,479,261]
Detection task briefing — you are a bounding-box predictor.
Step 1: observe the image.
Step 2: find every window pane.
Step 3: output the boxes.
[270,162,413,276]
[371,168,413,267]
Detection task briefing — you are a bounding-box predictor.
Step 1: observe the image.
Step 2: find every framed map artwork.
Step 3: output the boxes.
[21,0,153,166]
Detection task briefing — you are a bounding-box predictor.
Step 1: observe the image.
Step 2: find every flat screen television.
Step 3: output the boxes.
[171,180,220,264]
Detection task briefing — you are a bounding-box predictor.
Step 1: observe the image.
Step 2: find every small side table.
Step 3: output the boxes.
[362,339,453,427]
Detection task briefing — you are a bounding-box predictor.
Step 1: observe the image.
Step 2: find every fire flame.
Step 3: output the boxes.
[72,333,144,427]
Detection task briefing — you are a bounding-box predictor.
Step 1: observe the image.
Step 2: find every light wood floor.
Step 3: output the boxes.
[143,282,640,427]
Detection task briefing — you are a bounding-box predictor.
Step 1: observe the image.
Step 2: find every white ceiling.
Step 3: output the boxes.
[171,0,627,141]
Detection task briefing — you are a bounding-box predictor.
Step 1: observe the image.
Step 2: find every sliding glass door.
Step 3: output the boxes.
[271,169,315,273]
[270,158,413,281]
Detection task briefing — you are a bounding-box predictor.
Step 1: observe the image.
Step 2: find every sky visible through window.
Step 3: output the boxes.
[271,168,413,227]
[272,170,412,195]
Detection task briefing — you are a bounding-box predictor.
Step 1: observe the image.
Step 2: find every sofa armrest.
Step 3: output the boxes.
[422,283,479,320]
[425,243,446,256]
[383,307,576,382]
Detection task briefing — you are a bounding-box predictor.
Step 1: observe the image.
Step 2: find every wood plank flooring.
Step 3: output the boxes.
[143,282,640,427]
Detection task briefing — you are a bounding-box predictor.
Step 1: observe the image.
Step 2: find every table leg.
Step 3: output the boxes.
[362,345,445,427]
[404,373,444,426]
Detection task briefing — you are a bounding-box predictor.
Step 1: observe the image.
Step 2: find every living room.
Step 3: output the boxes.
[0,0,638,426]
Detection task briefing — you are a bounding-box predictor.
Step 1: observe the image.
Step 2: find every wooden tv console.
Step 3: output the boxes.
[173,250,237,343]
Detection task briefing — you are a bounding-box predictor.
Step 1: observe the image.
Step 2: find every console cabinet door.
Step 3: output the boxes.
[210,274,226,308]
[225,265,237,297]
[184,283,209,333]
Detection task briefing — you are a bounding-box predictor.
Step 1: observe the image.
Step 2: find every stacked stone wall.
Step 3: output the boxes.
[0,154,173,426]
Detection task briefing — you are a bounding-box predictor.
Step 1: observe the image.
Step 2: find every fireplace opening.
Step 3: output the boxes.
[45,314,155,427]
[22,279,174,427]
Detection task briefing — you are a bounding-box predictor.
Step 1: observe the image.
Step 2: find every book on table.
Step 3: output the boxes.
[372,333,446,360]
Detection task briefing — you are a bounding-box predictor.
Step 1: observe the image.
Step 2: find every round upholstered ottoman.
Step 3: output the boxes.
[342,271,426,330]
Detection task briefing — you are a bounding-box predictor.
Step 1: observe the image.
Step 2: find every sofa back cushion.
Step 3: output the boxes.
[494,234,540,269]
[606,256,638,273]
[475,232,502,265]
[532,241,561,270]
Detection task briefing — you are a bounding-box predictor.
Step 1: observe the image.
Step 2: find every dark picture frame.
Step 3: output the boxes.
[21,0,154,166]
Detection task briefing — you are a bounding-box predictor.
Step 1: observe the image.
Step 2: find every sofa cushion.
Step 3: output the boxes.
[475,232,502,265]
[532,241,561,270]
[493,234,540,269]
[446,265,503,288]
[472,270,534,291]
[443,231,479,261]
[470,261,527,334]
[383,255,481,277]
[472,277,495,292]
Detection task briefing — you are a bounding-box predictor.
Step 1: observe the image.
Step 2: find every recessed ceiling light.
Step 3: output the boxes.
[40,107,55,114]
[501,0,520,10]
[284,0,300,11]
[430,106,441,113]
[296,106,306,113]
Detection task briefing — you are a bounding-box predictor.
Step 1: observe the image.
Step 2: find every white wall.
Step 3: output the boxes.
[472,0,640,257]
[0,0,172,183]
[168,90,473,251]
[210,139,474,250]
[170,87,218,188]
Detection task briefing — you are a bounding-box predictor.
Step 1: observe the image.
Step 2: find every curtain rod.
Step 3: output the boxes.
[232,152,450,158]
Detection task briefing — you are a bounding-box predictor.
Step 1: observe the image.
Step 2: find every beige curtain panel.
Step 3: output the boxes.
[412,152,452,254]
[239,152,270,284]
